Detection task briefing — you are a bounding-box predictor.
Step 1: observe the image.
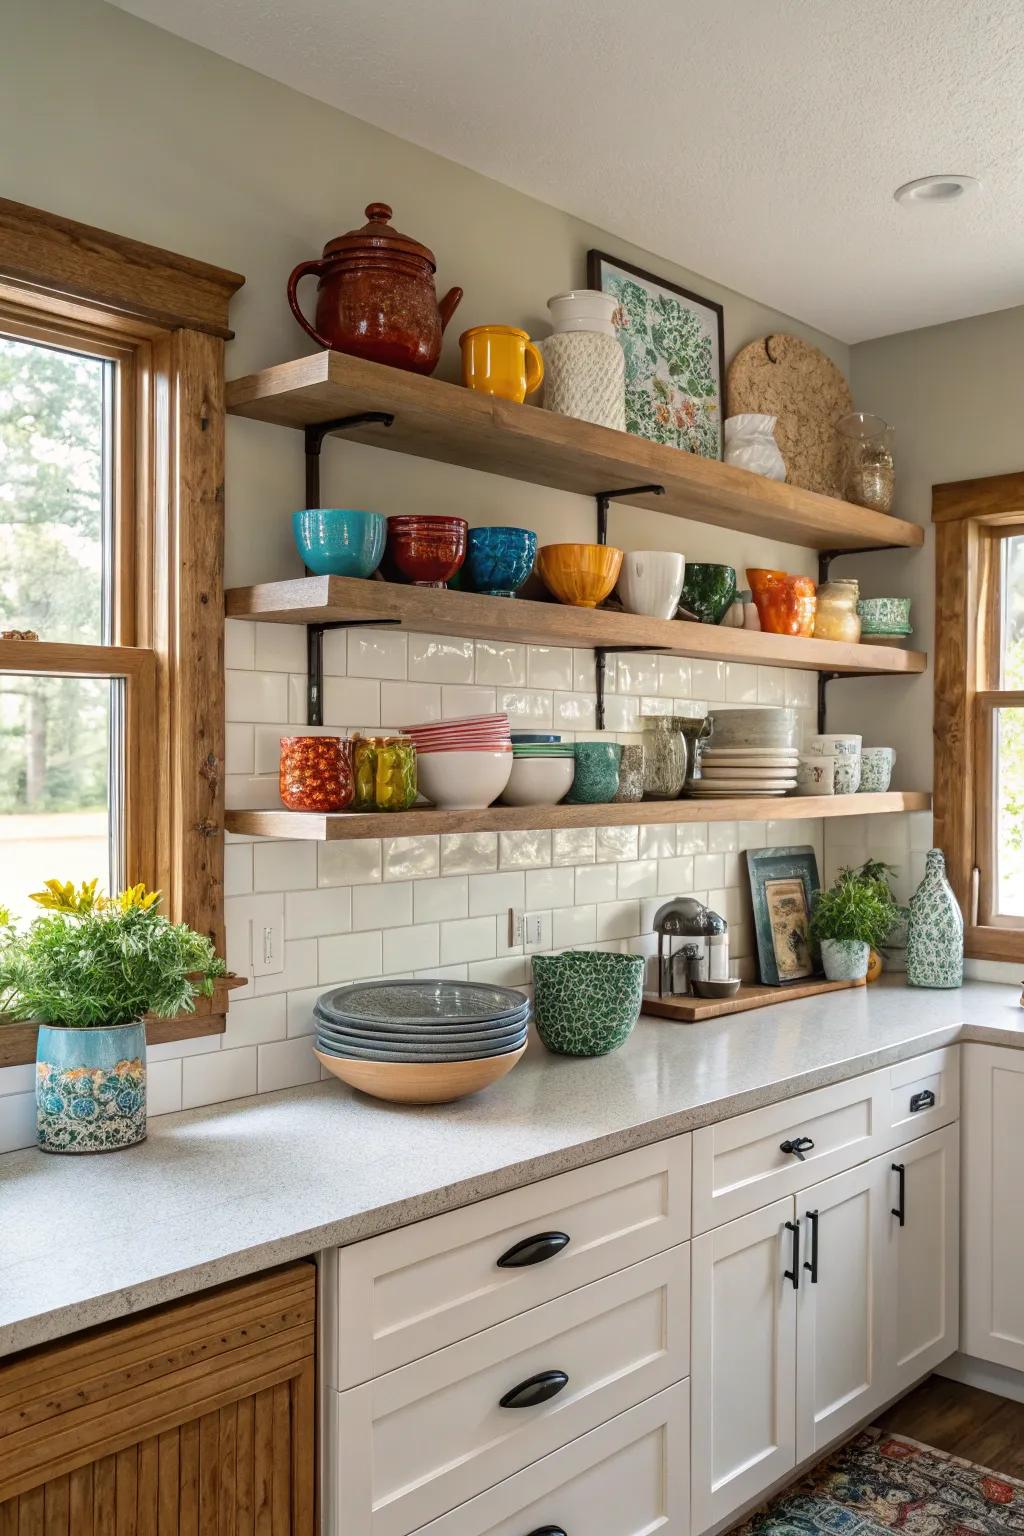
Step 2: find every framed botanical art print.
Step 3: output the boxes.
[587,249,725,459]
[745,846,821,986]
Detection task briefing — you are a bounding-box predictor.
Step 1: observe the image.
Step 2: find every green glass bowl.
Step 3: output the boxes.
[678,563,737,624]
[531,950,645,1056]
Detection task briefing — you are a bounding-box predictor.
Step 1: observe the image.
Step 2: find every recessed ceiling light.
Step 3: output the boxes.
[893,174,980,206]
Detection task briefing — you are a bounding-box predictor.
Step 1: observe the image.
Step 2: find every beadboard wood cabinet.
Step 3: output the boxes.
[0,1262,315,1534]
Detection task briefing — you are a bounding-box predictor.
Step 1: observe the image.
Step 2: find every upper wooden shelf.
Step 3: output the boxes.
[226,792,931,843]
[226,575,926,678]
[225,352,924,554]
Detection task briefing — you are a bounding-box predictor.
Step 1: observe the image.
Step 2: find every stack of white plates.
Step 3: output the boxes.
[691,745,799,798]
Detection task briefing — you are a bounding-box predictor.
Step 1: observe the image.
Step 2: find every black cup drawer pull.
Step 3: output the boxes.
[910,1089,936,1113]
[497,1232,571,1268]
[780,1136,815,1162]
[500,1370,570,1409]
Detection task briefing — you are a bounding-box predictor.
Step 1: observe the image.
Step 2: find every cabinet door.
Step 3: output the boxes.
[795,1157,890,1462]
[889,1124,959,1391]
[962,1045,1024,1368]
[691,1198,796,1535]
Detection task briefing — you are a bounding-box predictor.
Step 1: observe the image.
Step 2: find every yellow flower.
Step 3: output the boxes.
[114,884,161,913]
[30,878,102,915]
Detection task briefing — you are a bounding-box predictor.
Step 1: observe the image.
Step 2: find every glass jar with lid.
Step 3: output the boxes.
[836,413,895,513]
[813,578,862,643]
[641,717,688,799]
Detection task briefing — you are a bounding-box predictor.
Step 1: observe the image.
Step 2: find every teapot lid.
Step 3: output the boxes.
[322,203,436,270]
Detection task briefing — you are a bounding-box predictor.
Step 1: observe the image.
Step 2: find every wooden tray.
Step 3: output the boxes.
[644,975,866,1022]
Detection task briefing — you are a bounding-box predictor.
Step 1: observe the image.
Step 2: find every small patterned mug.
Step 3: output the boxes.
[858,746,896,792]
[796,755,836,796]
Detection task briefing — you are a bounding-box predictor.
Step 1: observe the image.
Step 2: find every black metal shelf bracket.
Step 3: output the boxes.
[595,484,665,545]
[304,412,395,509]
[306,618,402,727]
[815,542,911,731]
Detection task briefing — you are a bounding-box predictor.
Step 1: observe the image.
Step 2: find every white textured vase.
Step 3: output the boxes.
[540,331,626,431]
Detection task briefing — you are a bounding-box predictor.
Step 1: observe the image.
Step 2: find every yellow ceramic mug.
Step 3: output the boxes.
[459,325,544,403]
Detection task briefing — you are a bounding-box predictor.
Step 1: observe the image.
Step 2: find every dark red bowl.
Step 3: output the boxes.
[387,517,468,587]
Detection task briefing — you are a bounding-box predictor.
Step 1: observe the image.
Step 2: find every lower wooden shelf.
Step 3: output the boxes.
[225,791,931,842]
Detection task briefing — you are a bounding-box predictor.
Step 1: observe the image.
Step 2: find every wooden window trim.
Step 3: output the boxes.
[933,473,1024,961]
[0,200,244,1061]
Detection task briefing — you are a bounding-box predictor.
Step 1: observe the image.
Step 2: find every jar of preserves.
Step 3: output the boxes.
[352,735,418,811]
[279,736,354,812]
[641,717,688,799]
[813,579,861,643]
[747,568,817,637]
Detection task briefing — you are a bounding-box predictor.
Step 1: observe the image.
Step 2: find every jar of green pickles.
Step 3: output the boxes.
[352,735,418,811]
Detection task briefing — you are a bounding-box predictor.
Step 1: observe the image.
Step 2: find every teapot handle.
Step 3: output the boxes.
[287,259,333,349]
[438,286,464,334]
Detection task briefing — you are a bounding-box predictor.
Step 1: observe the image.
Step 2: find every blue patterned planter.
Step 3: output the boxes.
[36,1021,147,1154]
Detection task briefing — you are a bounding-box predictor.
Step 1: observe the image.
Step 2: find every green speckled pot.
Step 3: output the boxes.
[820,938,869,982]
[678,563,737,624]
[565,741,621,804]
[531,950,645,1056]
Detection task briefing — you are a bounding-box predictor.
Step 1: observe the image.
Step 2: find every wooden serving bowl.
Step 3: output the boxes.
[314,1043,526,1105]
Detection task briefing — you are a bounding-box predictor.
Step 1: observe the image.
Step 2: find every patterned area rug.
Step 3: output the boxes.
[733,1427,1024,1536]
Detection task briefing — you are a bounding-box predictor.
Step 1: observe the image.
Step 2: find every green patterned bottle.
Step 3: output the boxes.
[907,849,963,988]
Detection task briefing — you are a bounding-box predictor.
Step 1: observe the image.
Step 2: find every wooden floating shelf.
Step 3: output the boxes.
[226,576,927,678]
[226,792,931,842]
[226,351,924,554]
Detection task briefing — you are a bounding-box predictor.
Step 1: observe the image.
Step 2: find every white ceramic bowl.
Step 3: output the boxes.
[415,749,512,810]
[617,551,687,620]
[499,754,575,807]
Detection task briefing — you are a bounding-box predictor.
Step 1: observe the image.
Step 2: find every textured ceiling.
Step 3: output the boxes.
[110,0,1024,341]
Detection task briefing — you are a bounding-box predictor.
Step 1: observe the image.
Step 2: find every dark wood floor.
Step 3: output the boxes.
[876,1374,1024,1478]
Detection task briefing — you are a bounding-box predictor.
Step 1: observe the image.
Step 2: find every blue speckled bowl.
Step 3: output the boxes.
[465,526,537,597]
[292,508,387,578]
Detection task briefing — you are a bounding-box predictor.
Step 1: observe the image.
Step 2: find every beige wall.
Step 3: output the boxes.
[5,0,849,593]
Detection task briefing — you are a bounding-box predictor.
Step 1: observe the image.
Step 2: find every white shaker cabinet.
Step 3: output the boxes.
[690,1197,798,1535]
[890,1124,959,1390]
[963,1045,1024,1369]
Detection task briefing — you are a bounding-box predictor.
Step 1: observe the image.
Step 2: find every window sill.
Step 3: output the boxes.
[966,925,1024,965]
[0,976,245,1068]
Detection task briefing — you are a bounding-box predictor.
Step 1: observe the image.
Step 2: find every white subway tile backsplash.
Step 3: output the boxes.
[223,994,287,1048]
[383,835,440,881]
[553,827,596,865]
[353,881,413,930]
[254,622,307,673]
[147,1059,183,1117]
[708,821,740,853]
[182,1047,257,1110]
[601,694,640,732]
[224,843,254,898]
[468,955,531,987]
[554,693,597,730]
[476,641,526,687]
[596,900,641,940]
[258,1037,321,1093]
[286,986,322,1037]
[409,633,475,684]
[440,916,497,965]
[414,876,469,923]
[498,689,554,729]
[381,680,441,726]
[383,923,440,973]
[225,723,255,775]
[322,677,381,727]
[676,824,708,854]
[319,931,382,983]
[524,866,575,909]
[323,630,348,675]
[253,841,317,892]
[441,684,498,718]
[469,870,526,916]
[757,668,787,705]
[658,657,691,696]
[0,1093,37,1154]
[285,887,352,939]
[253,938,318,997]
[348,630,409,680]
[318,840,382,886]
[639,825,677,860]
[527,646,573,691]
[227,669,289,724]
[658,856,694,894]
[617,860,659,898]
[224,619,255,671]
[694,853,725,888]
[499,830,552,869]
[725,663,759,703]
[553,905,597,947]
[575,864,618,905]
[572,649,598,692]
[596,825,639,863]
[614,654,659,694]
[441,832,498,874]
[691,660,726,701]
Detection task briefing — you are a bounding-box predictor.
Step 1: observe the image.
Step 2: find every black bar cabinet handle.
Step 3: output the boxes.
[783,1219,800,1289]
[892,1163,906,1227]
[780,1136,815,1162]
[803,1209,819,1284]
[499,1370,570,1409]
[910,1089,935,1113]
[524,1528,567,1536]
[497,1232,571,1268]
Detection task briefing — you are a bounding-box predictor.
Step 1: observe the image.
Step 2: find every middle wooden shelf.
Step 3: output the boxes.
[226,575,926,677]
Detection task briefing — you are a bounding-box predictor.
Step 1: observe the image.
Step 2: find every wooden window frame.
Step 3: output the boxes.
[933,471,1024,961]
[0,198,244,1062]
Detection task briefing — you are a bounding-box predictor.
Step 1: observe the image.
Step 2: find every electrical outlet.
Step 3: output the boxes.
[507,908,525,948]
[523,913,545,947]
[225,893,284,982]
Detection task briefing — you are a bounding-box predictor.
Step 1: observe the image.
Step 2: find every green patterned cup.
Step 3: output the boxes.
[565,741,621,804]
[531,950,645,1056]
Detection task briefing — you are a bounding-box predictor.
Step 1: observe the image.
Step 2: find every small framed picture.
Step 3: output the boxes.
[746,847,821,986]
[587,249,725,459]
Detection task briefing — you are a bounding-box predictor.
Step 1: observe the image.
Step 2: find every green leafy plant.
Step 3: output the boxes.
[809,868,897,949]
[0,880,224,1028]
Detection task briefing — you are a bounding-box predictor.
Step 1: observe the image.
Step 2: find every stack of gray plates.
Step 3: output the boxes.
[313,979,530,1063]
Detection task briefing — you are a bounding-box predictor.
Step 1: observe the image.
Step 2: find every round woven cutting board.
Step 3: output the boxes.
[726,334,853,497]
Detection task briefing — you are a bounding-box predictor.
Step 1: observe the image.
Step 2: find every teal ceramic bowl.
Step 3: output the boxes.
[293,508,387,578]
[678,563,737,624]
[531,951,645,1056]
[565,741,621,804]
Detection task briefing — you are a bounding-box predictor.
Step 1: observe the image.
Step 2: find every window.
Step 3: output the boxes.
[0,194,242,1058]
[933,474,1024,960]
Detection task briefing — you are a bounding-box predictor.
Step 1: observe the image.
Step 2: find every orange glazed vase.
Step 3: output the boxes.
[747,568,817,637]
[279,737,354,812]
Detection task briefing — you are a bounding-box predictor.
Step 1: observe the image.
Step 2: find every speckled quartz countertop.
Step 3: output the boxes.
[2,976,1023,1358]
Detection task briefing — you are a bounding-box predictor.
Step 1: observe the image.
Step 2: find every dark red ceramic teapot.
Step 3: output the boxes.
[286,202,463,375]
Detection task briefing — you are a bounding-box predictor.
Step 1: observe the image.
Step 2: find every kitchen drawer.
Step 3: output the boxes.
[323,1138,690,1388]
[880,1046,958,1151]
[395,1383,689,1536]
[325,1246,689,1536]
[692,1070,887,1232]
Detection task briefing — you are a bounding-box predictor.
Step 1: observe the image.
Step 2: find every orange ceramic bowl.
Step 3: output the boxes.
[537,543,623,608]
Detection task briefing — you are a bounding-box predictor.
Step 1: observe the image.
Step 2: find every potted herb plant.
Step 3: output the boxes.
[0,880,224,1154]
[809,867,898,983]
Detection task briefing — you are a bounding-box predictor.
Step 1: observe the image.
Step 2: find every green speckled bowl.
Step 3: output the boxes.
[678,563,737,624]
[532,951,645,1056]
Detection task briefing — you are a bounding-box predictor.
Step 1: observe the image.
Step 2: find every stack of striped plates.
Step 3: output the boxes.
[690,745,799,798]
[401,712,512,754]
